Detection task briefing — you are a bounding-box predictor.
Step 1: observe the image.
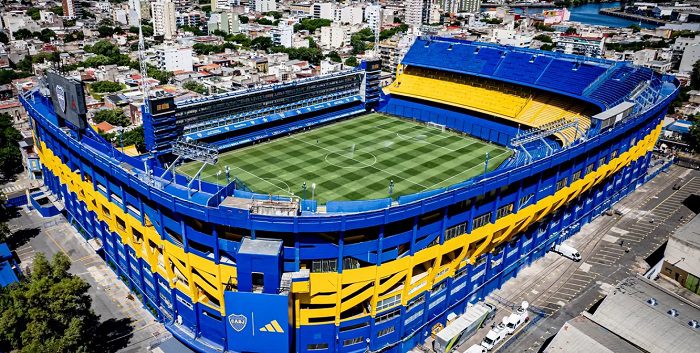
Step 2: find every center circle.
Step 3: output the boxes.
[325,151,377,169]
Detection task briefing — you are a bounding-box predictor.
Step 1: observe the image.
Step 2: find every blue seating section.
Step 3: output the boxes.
[535,61,607,95]
[494,53,552,84]
[400,38,660,108]
[403,40,504,76]
[589,65,653,107]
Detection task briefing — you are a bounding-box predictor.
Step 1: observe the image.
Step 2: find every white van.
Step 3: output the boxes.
[505,302,530,334]
[480,321,508,351]
[463,344,487,353]
[552,243,581,261]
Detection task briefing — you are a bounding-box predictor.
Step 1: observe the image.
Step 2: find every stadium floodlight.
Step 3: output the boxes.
[170,137,220,198]
[389,179,394,199]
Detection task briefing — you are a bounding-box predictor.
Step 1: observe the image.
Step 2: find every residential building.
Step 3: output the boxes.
[312,2,336,20]
[661,212,700,295]
[209,11,241,34]
[155,46,194,72]
[555,35,605,58]
[176,11,202,27]
[250,0,277,13]
[151,0,177,40]
[365,4,382,32]
[458,0,481,13]
[62,0,77,19]
[128,0,141,26]
[335,5,363,25]
[379,34,413,75]
[272,24,294,48]
[320,23,346,49]
[405,0,430,26]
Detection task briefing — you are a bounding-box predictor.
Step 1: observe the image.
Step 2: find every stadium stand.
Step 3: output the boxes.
[386,66,593,146]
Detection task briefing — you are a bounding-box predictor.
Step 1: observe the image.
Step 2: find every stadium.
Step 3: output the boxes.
[21,37,677,353]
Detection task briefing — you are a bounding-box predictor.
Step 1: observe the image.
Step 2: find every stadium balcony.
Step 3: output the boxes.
[588,65,654,107]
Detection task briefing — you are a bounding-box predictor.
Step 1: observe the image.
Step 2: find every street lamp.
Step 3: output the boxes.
[389,179,394,199]
[311,183,316,201]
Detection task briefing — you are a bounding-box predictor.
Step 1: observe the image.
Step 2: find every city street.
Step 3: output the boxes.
[7,204,192,353]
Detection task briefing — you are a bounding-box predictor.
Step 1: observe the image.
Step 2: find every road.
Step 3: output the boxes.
[8,203,193,353]
[455,164,699,352]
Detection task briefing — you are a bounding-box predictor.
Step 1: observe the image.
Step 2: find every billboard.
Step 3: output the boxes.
[224,291,292,353]
[46,71,87,129]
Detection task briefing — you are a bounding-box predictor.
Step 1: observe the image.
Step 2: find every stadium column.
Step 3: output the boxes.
[212,228,220,265]
[409,216,418,256]
[466,203,475,234]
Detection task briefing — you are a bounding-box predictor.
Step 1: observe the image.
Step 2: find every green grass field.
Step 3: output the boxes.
[178,113,512,204]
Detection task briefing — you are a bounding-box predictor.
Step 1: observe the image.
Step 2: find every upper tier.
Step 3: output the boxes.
[402,38,656,109]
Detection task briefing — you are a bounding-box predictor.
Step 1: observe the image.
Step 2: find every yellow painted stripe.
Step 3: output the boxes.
[271,320,284,333]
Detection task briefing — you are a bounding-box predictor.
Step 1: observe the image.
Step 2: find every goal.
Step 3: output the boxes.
[426,121,447,133]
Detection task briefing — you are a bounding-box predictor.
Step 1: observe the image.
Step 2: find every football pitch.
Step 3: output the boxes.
[178,113,512,204]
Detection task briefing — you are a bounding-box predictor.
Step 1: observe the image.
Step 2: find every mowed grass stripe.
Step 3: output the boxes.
[179,113,511,203]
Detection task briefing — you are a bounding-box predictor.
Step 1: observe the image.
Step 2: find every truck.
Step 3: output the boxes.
[463,344,487,353]
[480,320,508,351]
[551,243,581,261]
[433,302,496,353]
[505,302,529,334]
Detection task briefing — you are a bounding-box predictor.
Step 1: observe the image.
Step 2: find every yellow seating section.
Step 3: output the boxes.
[385,66,594,146]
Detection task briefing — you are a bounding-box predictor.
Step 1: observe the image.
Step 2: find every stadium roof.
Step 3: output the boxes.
[584,277,700,353]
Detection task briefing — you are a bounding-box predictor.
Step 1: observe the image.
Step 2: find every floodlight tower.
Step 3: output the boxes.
[137,0,150,111]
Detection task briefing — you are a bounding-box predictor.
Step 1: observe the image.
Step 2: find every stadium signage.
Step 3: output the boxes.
[228,313,247,332]
[46,71,87,129]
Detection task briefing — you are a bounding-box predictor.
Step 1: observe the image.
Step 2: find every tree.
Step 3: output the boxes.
[251,36,273,51]
[12,29,33,40]
[0,70,31,85]
[93,109,130,127]
[345,56,358,67]
[0,252,101,353]
[628,24,642,33]
[690,59,700,90]
[239,15,249,24]
[183,81,207,95]
[26,8,41,21]
[0,113,24,179]
[90,81,122,93]
[50,6,64,15]
[540,43,554,51]
[533,34,553,43]
[97,26,115,38]
[256,18,273,25]
[327,51,341,63]
[0,32,8,44]
[293,18,332,33]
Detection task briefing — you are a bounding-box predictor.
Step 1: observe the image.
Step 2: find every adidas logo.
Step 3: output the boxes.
[259,319,284,333]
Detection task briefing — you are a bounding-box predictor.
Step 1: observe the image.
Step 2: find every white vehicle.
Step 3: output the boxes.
[433,302,496,353]
[480,319,508,351]
[552,243,581,261]
[463,344,487,353]
[505,302,530,334]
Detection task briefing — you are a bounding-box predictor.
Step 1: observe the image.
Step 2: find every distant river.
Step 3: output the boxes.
[485,2,658,29]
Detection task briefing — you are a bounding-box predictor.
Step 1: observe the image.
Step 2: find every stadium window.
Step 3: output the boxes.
[519,193,534,209]
[375,309,400,323]
[555,178,568,191]
[102,205,111,219]
[585,163,595,175]
[571,170,582,182]
[427,237,440,248]
[376,294,401,311]
[343,337,364,347]
[431,280,447,295]
[377,326,395,337]
[445,222,467,241]
[454,266,468,280]
[343,257,361,270]
[407,295,425,312]
[472,212,491,229]
[307,343,329,350]
[598,156,606,167]
[115,217,126,232]
[496,203,514,220]
[630,137,637,146]
[312,259,337,273]
[611,149,618,159]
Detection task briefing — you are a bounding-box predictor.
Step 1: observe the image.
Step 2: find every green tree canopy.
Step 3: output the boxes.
[293,18,332,33]
[93,109,130,127]
[533,34,553,43]
[0,252,102,353]
[90,81,122,93]
[345,56,358,67]
[183,81,207,95]
[0,113,24,179]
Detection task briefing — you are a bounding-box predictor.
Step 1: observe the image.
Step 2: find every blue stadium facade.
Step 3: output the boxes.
[21,38,677,353]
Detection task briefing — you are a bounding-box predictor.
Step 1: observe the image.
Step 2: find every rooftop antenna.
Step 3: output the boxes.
[137,0,150,111]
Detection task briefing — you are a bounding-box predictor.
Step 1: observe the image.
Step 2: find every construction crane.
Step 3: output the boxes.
[137,0,150,114]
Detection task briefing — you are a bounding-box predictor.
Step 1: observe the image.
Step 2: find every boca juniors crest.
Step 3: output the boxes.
[55,85,66,113]
[228,313,247,332]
